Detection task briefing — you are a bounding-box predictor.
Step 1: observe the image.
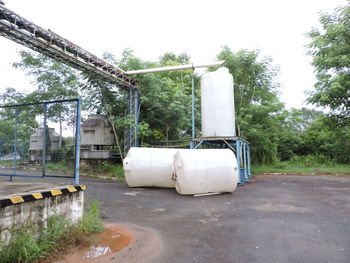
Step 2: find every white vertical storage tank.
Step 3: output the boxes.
[173,149,238,195]
[123,147,178,188]
[201,67,236,137]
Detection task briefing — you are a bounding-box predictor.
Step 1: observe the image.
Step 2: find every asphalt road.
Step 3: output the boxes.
[79,174,350,263]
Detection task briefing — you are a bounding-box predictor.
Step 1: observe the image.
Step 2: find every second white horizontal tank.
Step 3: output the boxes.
[173,149,238,195]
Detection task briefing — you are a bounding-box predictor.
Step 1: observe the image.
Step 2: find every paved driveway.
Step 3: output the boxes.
[81,174,350,263]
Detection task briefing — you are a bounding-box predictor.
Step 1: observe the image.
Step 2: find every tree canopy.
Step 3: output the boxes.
[307,2,350,119]
[305,2,350,164]
[217,47,283,163]
[1,41,349,164]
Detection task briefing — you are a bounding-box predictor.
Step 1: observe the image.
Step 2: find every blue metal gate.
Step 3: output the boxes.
[0,98,81,184]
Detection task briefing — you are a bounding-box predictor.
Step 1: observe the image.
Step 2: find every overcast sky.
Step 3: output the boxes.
[0,0,347,109]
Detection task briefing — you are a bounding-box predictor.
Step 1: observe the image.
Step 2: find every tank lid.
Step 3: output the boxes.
[201,67,230,80]
[217,67,229,73]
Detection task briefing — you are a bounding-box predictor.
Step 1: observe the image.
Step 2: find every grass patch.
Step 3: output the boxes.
[0,226,43,263]
[79,201,104,234]
[45,161,74,174]
[0,201,103,263]
[0,160,16,166]
[44,160,125,180]
[81,162,125,180]
[253,155,350,176]
[99,162,124,179]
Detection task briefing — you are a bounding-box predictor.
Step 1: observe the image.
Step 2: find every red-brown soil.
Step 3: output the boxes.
[54,223,162,263]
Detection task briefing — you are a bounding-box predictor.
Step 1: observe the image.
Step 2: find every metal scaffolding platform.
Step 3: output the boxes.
[0,5,139,153]
[192,136,252,184]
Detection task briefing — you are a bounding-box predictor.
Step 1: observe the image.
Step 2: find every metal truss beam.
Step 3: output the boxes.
[0,5,139,154]
[0,5,136,89]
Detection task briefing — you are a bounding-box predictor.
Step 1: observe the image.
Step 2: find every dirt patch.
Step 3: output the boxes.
[55,223,162,263]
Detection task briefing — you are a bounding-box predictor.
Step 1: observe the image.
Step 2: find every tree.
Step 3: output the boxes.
[0,88,25,104]
[117,50,195,143]
[306,3,350,164]
[216,47,283,163]
[10,48,301,164]
[307,3,350,119]
[277,108,323,161]
[0,88,38,155]
[13,50,81,147]
[301,116,350,163]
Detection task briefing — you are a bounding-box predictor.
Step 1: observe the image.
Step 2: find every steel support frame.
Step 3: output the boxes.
[192,137,252,184]
[124,87,139,155]
[190,73,195,149]
[0,98,81,183]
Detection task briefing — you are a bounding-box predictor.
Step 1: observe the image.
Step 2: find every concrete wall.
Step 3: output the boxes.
[0,186,85,249]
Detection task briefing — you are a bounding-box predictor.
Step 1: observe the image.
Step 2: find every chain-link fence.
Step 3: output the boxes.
[0,98,81,183]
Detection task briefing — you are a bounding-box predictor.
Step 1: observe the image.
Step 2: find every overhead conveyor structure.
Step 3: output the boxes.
[0,4,139,152]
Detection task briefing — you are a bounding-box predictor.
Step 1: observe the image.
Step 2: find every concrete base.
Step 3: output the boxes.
[0,183,86,249]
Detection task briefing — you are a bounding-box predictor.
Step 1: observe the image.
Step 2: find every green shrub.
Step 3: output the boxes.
[284,154,336,167]
[45,161,73,173]
[0,227,43,263]
[253,155,349,175]
[95,162,125,179]
[37,216,68,253]
[79,200,104,234]
[110,164,125,178]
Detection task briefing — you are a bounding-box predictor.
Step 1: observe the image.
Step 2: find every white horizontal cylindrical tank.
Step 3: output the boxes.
[123,147,178,188]
[173,149,238,195]
[201,67,236,137]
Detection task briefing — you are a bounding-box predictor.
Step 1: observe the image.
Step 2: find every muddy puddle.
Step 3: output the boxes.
[55,223,162,263]
[55,224,132,263]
